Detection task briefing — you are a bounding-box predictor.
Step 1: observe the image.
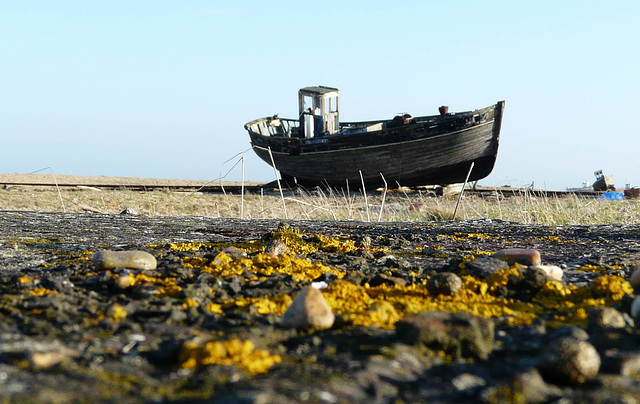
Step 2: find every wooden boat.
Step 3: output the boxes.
[245,86,505,188]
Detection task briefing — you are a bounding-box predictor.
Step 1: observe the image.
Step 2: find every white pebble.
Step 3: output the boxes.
[531,264,563,281]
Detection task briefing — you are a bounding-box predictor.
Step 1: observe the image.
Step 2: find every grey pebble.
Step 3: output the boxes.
[92,250,157,270]
[587,307,629,329]
[465,257,508,278]
[538,337,601,384]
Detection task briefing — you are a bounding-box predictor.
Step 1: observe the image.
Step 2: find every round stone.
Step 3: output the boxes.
[280,286,335,330]
[264,239,287,256]
[538,337,601,384]
[92,250,157,270]
[530,264,563,281]
[587,307,627,329]
[426,272,463,295]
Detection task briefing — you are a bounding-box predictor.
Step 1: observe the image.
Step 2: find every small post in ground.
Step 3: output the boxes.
[452,162,475,220]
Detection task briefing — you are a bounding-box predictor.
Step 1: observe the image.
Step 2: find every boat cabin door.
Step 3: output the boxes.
[298,86,340,138]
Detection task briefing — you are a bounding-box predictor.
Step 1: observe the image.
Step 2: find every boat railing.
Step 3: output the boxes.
[245,117,300,137]
[246,105,495,137]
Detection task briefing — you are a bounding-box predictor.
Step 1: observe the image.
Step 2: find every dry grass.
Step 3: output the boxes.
[2,186,640,225]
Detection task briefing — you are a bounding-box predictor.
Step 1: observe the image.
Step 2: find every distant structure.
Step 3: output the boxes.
[592,170,615,192]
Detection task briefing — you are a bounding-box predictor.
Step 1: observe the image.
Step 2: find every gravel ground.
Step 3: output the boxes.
[1,210,640,403]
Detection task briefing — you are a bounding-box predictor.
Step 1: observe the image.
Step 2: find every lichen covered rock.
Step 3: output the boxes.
[426,272,463,296]
[395,310,495,360]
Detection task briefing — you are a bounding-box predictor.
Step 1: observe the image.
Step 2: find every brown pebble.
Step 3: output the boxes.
[281,286,335,330]
[494,249,541,266]
[265,239,287,257]
[222,246,248,260]
[426,272,463,296]
[93,250,157,270]
[115,273,134,288]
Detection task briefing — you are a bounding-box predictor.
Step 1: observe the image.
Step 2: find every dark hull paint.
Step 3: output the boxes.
[247,101,504,187]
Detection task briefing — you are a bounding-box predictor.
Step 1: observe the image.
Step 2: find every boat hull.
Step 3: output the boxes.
[247,101,504,188]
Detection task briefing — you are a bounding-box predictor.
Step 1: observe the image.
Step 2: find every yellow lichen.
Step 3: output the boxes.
[184,252,343,283]
[533,275,632,327]
[347,301,401,329]
[468,250,495,256]
[155,285,183,298]
[128,273,178,288]
[150,241,262,254]
[230,271,627,330]
[437,232,498,242]
[179,338,281,374]
[268,227,380,255]
[484,267,521,293]
[18,276,34,284]
[313,234,358,253]
[30,287,57,296]
[265,227,318,255]
[206,302,224,314]
[323,280,541,328]
[591,275,633,301]
[577,264,607,273]
[182,298,200,310]
[550,308,589,327]
[114,272,183,297]
[540,235,569,243]
[109,304,127,322]
[457,255,477,270]
[227,294,293,316]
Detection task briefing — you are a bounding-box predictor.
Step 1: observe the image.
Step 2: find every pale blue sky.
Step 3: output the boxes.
[2,1,639,190]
